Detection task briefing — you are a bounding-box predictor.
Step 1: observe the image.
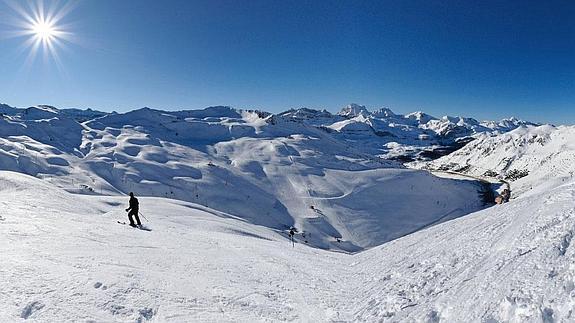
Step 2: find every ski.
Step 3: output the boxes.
[117,221,152,231]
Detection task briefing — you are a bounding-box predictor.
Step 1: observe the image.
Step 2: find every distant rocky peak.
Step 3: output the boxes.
[371,107,397,118]
[35,105,59,113]
[405,111,437,124]
[338,103,370,118]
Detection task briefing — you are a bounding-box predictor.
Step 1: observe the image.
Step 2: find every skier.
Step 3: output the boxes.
[288,227,297,247]
[125,192,141,227]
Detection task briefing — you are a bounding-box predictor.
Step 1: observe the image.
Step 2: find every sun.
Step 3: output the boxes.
[3,0,77,66]
[32,19,57,42]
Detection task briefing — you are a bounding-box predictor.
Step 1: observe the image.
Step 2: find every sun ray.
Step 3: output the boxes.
[21,37,42,72]
[4,0,35,26]
[4,0,77,67]
[49,1,78,26]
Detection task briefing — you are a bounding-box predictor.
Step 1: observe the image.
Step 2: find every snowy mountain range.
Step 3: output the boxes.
[280,103,536,138]
[2,101,569,322]
[277,103,538,160]
[0,102,500,251]
[418,123,575,197]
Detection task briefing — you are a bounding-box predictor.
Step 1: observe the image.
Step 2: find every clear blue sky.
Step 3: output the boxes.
[0,0,573,124]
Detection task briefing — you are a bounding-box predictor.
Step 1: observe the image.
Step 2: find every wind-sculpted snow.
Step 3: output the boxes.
[0,108,84,153]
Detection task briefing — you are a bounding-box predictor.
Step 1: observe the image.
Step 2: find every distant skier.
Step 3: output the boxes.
[288,227,297,247]
[125,192,141,227]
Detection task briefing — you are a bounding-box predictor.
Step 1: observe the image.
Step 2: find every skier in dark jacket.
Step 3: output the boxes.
[125,192,141,227]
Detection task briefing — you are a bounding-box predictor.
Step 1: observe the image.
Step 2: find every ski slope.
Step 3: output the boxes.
[2,165,575,322]
[0,172,343,321]
[348,178,575,322]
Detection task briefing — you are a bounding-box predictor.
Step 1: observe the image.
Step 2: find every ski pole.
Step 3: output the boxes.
[139,211,149,222]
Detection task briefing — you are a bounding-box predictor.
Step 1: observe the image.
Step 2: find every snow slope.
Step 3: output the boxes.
[2,167,575,322]
[348,178,575,322]
[419,124,575,197]
[0,171,347,322]
[0,104,491,251]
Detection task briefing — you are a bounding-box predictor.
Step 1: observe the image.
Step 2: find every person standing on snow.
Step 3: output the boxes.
[125,192,141,227]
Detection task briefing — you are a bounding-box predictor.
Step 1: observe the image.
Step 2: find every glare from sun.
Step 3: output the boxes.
[32,20,56,42]
[4,0,78,67]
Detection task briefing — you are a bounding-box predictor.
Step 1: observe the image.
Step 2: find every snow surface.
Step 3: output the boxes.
[0,102,564,322]
[2,159,575,321]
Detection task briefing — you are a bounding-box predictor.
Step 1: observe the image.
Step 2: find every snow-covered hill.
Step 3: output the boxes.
[0,103,493,251]
[419,124,575,198]
[348,177,575,322]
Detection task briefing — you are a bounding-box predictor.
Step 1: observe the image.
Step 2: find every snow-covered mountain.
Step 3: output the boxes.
[419,124,575,197]
[337,103,371,117]
[0,102,537,251]
[278,103,537,161]
[0,103,493,252]
[0,100,572,322]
